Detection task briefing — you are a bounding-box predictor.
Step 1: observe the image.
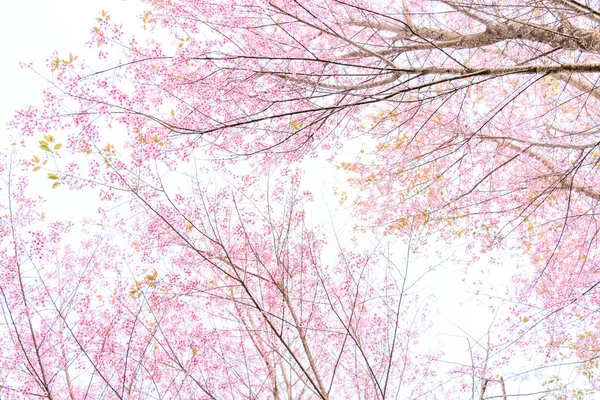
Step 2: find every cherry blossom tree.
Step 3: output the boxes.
[1,153,441,399]
[6,0,600,398]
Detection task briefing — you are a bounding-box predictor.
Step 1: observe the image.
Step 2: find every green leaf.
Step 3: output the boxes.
[47,173,59,180]
[146,270,158,281]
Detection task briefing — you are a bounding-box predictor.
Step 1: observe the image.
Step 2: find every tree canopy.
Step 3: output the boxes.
[4,0,600,398]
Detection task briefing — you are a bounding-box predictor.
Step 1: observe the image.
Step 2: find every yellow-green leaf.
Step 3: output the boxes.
[52,182,59,189]
[40,145,51,152]
[54,143,62,150]
[47,173,59,180]
[33,166,41,172]
[170,109,175,116]
[39,140,48,147]
[146,270,158,281]
[43,135,55,143]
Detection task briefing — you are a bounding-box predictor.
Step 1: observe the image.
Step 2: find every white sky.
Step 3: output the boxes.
[0,0,518,367]
[0,1,588,398]
[0,0,141,221]
[0,1,131,128]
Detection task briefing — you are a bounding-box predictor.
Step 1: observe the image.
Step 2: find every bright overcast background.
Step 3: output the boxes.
[0,0,140,221]
[0,1,568,398]
[0,0,488,324]
[0,0,136,133]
